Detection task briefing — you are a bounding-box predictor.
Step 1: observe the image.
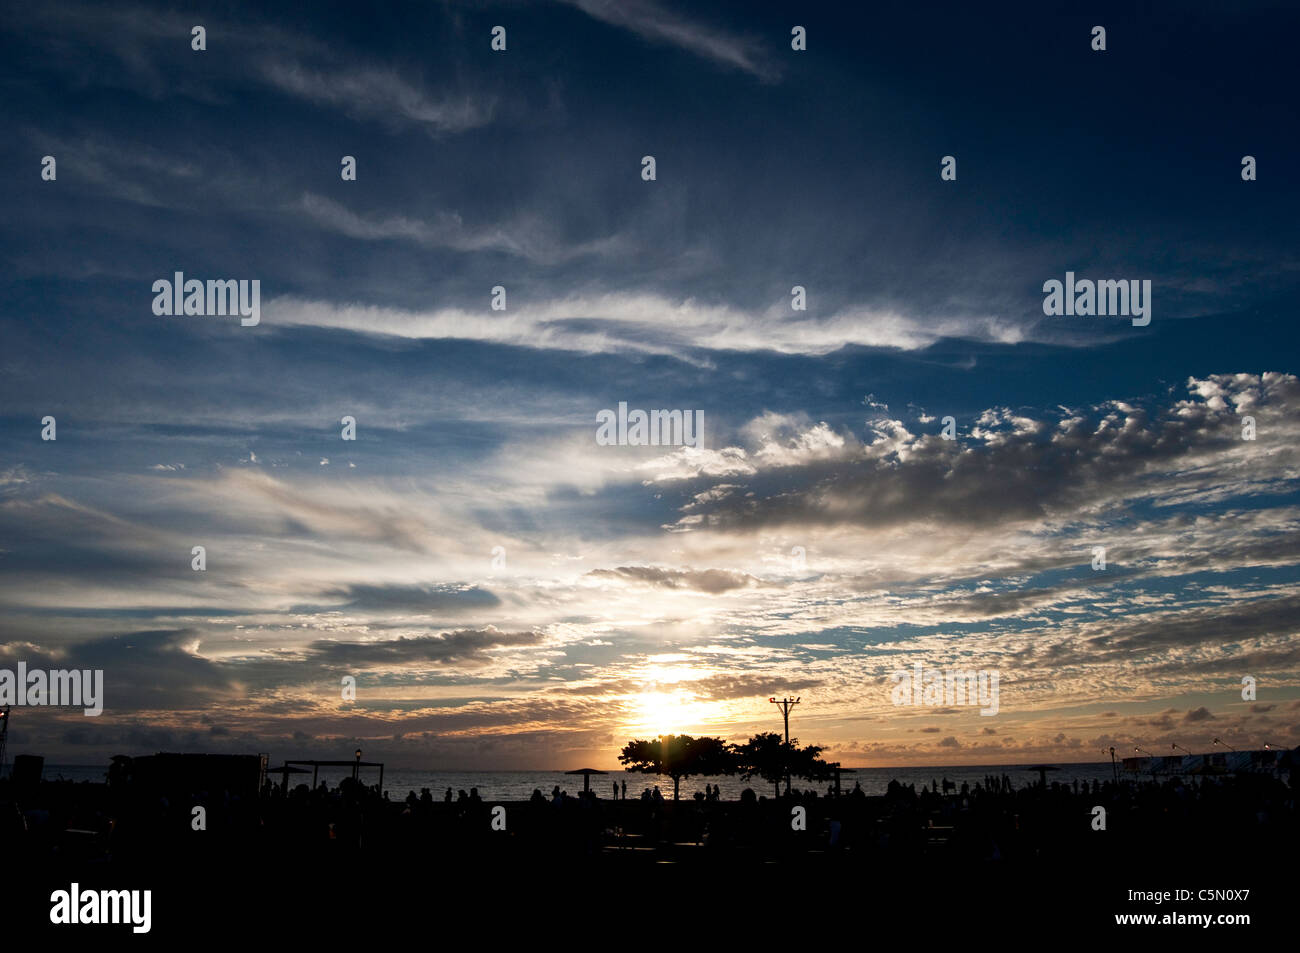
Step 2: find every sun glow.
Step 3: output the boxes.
[630,690,701,736]
[619,662,732,736]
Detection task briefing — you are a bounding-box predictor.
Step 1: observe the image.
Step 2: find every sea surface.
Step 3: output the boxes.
[32,761,1126,799]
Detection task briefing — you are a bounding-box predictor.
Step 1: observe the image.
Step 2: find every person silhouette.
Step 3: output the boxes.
[621,780,627,800]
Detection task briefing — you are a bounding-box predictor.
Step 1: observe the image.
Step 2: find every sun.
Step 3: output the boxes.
[631,690,694,735]
[621,661,726,737]
[627,686,725,737]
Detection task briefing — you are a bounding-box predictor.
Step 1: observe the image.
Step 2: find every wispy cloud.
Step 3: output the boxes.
[258,62,494,133]
[297,193,627,263]
[558,0,779,80]
[5,3,494,132]
[267,291,1029,355]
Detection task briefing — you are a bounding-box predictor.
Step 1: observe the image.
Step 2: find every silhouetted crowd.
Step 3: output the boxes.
[4,766,1296,872]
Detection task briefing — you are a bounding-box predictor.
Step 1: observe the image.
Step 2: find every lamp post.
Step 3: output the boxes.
[1212,737,1236,753]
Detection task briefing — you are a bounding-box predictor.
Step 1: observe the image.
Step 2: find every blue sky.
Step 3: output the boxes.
[1,0,1297,769]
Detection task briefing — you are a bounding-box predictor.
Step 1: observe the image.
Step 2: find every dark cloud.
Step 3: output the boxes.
[668,374,1300,534]
[690,674,822,700]
[303,627,542,667]
[302,584,501,613]
[1023,591,1300,669]
[586,566,762,593]
[0,628,237,711]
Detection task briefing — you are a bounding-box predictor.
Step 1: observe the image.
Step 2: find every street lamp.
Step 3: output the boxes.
[1172,743,1193,756]
[1212,737,1236,753]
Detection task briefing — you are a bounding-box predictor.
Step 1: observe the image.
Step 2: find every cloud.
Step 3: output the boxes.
[258,62,493,133]
[657,373,1300,532]
[586,566,761,593]
[688,673,822,700]
[0,625,549,723]
[558,0,778,80]
[1026,591,1300,669]
[297,194,625,264]
[0,629,237,711]
[266,292,1030,356]
[5,3,494,132]
[305,584,501,614]
[301,627,544,667]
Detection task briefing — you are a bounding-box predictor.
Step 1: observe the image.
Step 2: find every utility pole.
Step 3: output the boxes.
[769,696,800,796]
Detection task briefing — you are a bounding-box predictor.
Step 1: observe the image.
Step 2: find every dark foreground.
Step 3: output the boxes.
[3,770,1294,940]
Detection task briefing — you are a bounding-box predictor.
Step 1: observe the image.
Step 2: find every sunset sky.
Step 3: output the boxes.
[2,1,1297,770]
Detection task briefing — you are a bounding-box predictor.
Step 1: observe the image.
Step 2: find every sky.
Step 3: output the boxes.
[1,0,1297,771]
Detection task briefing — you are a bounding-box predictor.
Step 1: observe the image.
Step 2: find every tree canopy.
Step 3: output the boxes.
[732,732,829,796]
[619,731,830,799]
[618,734,736,800]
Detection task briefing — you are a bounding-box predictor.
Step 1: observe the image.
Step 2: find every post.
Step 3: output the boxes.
[769,696,800,796]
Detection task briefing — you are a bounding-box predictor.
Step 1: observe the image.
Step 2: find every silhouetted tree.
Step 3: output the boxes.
[619,734,736,800]
[733,732,829,796]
